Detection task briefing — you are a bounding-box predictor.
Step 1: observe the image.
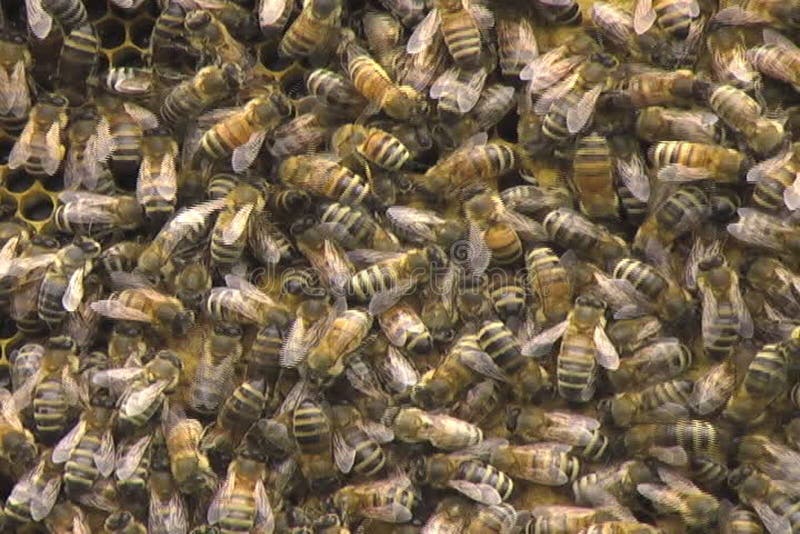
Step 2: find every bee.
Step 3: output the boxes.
[599,379,693,427]
[411,452,513,505]
[114,434,151,503]
[63,108,116,194]
[465,502,518,534]
[609,257,692,322]
[333,123,412,172]
[496,17,537,78]
[104,510,147,534]
[711,1,800,31]
[748,143,800,213]
[24,0,89,40]
[386,406,483,451]
[722,340,800,425]
[0,33,32,136]
[635,107,722,144]
[149,1,193,72]
[9,342,43,392]
[694,253,753,360]
[378,301,432,355]
[92,285,195,337]
[160,63,243,129]
[572,460,657,510]
[105,66,154,98]
[419,141,518,198]
[406,0,493,69]
[507,406,609,462]
[269,112,331,158]
[36,237,101,328]
[489,440,581,486]
[25,336,80,440]
[708,84,784,157]
[135,127,179,222]
[616,68,701,108]
[188,322,242,416]
[488,273,526,323]
[707,27,760,90]
[730,465,800,534]
[45,501,90,533]
[422,497,470,533]
[633,185,711,260]
[163,404,216,495]
[279,0,342,60]
[306,68,367,112]
[580,521,663,534]
[4,451,62,524]
[607,337,692,392]
[184,9,253,68]
[525,247,573,325]
[258,0,295,35]
[747,28,800,92]
[525,295,619,402]
[727,207,800,255]
[346,246,447,313]
[8,92,68,178]
[291,396,339,489]
[208,450,274,533]
[737,434,800,484]
[571,132,619,220]
[453,380,502,427]
[744,256,800,319]
[649,141,750,183]
[330,404,392,478]
[624,420,728,476]
[637,467,719,529]
[208,183,264,266]
[333,471,419,524]
[198,91,293,172]
[98,241,144,277]
[632,0,700,39]
[56,22,97,106]
[317,201,400,252]
[0,389,37,470]
[106,321,147,368]
[543,208,629,266]
[205,275,289,327]
[341,38,428,123]
[54,192,143,238]
[52,390,115,496]
[524,506,617,534]
[279,154,372,207]
[719,505,765,534]
[362,8,403,68]
[173,259,212,311]
[95,95,159,181]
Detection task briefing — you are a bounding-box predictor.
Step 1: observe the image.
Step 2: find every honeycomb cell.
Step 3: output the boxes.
[19,191,54,222]
[0,319,16,341]
[97,18,127,50]
[3,171,33,194]
[111,46,145,68]
[109,2,156,20]
[130,17,155,49]
[85,0,110,22]
[258,41,294,73]
[41,174,64,193]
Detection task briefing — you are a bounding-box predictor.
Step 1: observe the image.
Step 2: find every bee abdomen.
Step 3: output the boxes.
[457,461,514,501]
[557,342,598,402]
[293,401,330,454]
[440,11,482,68]
[477,321,526,374]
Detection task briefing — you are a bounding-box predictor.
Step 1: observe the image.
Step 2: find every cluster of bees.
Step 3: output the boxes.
[3,0,800,532]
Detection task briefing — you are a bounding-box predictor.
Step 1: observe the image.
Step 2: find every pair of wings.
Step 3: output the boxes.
[633,0,699,35]
[7,458,62,522]
[0,61,30,118]
[208,464,274,533]
[52,419,115,477]
[64,117,116,191]
[406,1,495,55]
[523,315,621,371]
[8,116,62,175]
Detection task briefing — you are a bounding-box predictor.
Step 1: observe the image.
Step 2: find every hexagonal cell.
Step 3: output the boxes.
[130,17,155,50]
[111,46,145,68]
[19,191,54,221]
[0,189,17,216]
[97,18,127,50]
[0,319,16,341]
[85,0,110,22]
[280,66,309,100]
[40,174,64,193]
[3,171,34,193]
[258,42,294,73]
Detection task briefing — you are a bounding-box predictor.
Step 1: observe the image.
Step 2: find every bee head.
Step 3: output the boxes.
[172,309,195,336]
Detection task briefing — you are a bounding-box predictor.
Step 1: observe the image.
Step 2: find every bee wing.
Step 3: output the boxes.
[150,493,188,534]
[690,360,734,415]
[122,379,168,417]
[649,445,689,466]
[566,84,602,134]
[9,62,30,118]
[123,102,159,130]
[364,502,414,523]
[41,121,64,176]
[25,0,53,39]
[232,130,268,173]
[380,346,419,393]
[8,120,34,169]
[522,320,568,357]
[657,163,713,182]
[370,279,416,316]
[407,8,440,54]
[2,252,56,278]
[729,274,753,338]
[115,435,151,480]
[94,430,116,477]
[30,475,61,522]
[521,44,564,83]
[62,265,86,312]
[259,0,288,25]
[467,223,491,277]
[593,271,650,316]
[458,348,509,383]
[362,419,395,443]
[616,153,651,202]
[593,326,620,370]
[90,299,153,322]
[280,317,310,368]
[222,204,255,245]
[347,249,404,265]
[700,286,723,345]
[158,152,178,201]
[533,72,576,115]
[727,208,783,251]
[254,479,274,534]
[500,209,547,241]
[782,174,800,211]
[93,366,144,393]
[657,466,701,493]
[333,430,357,473]
[224,274,279,307]
[0,234,19,268]
[52,419,87,463]
[457,69,488,114]
[633,0,656,35]
[448,479,502,505]
[208,466,236,524]
[751,501,792,534]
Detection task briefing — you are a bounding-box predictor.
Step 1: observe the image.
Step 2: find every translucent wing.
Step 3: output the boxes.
[223,204,254,244]
[123,102,159,130]
[259,0,289,25]
[30,476,61,522]
[690,360,734,415]
[364,502,414,523]
[700,285,722,344]
[380,346,419,394]
[26,0,53,39]
[333,431,356,473]
[62,265,86,312]
[633,0,656,35]
[500,210,547,241]
[752,500,792,534]
[232,130,268,173]
[729,273,753,338]
[157,152,178,201]
[566,84,603,134]
[224,274,279,307]
[53,420,87,463]
[95,431,116,477]
[407,8,440,54]
[467,223,490,277]
[122,380,168,417]
[90,299,152,322]
[533,72,576,115]
[457,69,488,113]
[522,320,567,357]
[458,348,509,382]
[208,467,236,524]
[448,479,502,505]
[370,279,416,316]
[254,479,274,533]
[649,445,689,465]
[8,120,34,169]
[280,317,310,368]
[616,153,650,202]
[657,163,712,182]
[115,435,151,480]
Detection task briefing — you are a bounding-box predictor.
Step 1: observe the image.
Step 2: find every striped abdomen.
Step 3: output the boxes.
[201,116,255,160]
[526,247,571,324]
[703,299,739,359]
[558,331,598,402]
[210,211,247,266]
[347,265,397,301]
[358,129,409,170]
[33,376,70,435]
[64,433,102,494]
[742,343,788,398]
[37,273,68,326]
[293,400,331,455]
[218,379,268,430]
[572,133,617,219]
[216,483,257,533]
[457,460,514,500]
[341,426,385,477]
[612,258,667,300]
[654,0,693,39]
[44,0,89,34]
[57,23,97,105]
[477,320,526,374]
[348,55,394,103]
[440,9,482,68]
[484,223,523,265]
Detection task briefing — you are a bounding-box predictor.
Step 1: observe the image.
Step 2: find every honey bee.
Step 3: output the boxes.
[0,33,32,136]
[599,379,693,427]
[377,301,433,355]
[649,140,750,183]
[54,192,143,238]
[24,0,89,40]
[160,63,242,128]
[727,207,800,255]
[56,22,97,106]
[134,128,179,221]
[525,295,619,402]
[4,450,62,524]
[707,27,760,90]
[173,259,212,311]
[412,451,513,505]
[163,404,216,495]
[417,141,517,198]
[571,132,619,220]
[722,340,800,425]
[386,407,483,450]
[63,108,116,194]
[317,201,400,252]
[279,154,372,207]
[286,393,338,490]
[543,208,629,266]
[9,342,43,392]
[332,123,412,173]
[92,284,195,337]
[207,447,274,533]
[406,0,494,69]
[278,0,342,61]
[581,521,662,534]
[52,389,115,497]
[269,112,331,158]
[496,16,537,78]
[487,272,526,325]
[635,107,722,144]
[205,274,289,326]
[114,433,151,504]
[104,510,147,534]
[184,8,253,67]
[637,467,719,529]
[489,440,581,486]
[744,256,800,319]
[711,1,800,31]
[306,68,367,112]
[747,143,800,212]
[8,92,68,178]
[525,505,621,534]
[729,465,800,534]
[747,28,800,92]
[708,84,784,157]
[632,0,700,40]
[525,247,573,325]
[737,434,800,484]
[615,68,701,108]
[572,460,657,510]
[421,497,470,533]
[624,420,728,476]
[608,257,692,323]
[330,403,392,478]
[198,91,293,172]
[149,1,193,71]
[693,253,753,360]
[188,322,242,416]
[45,501,90,533]
[341,37,428,123]
[385,205,466,248]
[208,183,264,266]
[333,471,420,524]
[507,405,609,462]
[607,337,692,392]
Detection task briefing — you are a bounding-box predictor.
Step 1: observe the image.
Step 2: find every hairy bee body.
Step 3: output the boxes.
[0,35,32,135]
[150,1,191,71]
[625,420,728,470]
[379,302,432,354]
[708,84,784,156]
[748,43,800,90]
[56,22,97,106]
[649,141,749,182]
[634,185,710,255]
[751,145,800,212]
[607,338,691,391]
[572,132,618,219]
[415,454,514,503]
[37,239,100,328]
[612,258,690,322]
[557,297,609,402]
[293,399,338,489]
[600,379,693,427]
[279,0,342,59]
[544,208,628,266]
[4,454,61,523]
[138,132,179,221]
[490,442,581,485]
[63,406,114,495]
[333,474,419,523]
[622,69,699,108]
[422,142,517,197]
[526,247,572,325]
[161,64,243,128]
[42,0,89,35]
[8,94,68,178]
[280,155,371,206]
[306,68,366,109]
[347,246,444,302]
[34,370,76,438]
[319,201,398,251]
[439,2,483,69]
[189,322,243,416]
[411,334,483,409]
[247,320,284,385]
[489,275,526,321]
